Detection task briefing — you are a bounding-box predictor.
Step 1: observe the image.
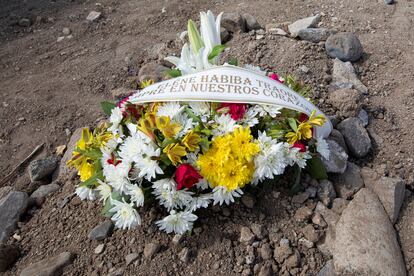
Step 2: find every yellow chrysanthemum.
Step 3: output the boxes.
[156,116,181,139]
[285,111,326,144]
[197,127,259,191]
[181,131,201,152]
[163,143,187,166]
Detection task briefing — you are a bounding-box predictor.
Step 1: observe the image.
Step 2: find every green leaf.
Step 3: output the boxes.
[228,57,238,66]
[287,118,298,132]
[188,19,204,54]
[165,68,182,78]
[101,191,122,217]
[101,101,117,116]
[208,44,226,61]
[289,165,302,195]
[305,155,328,180]
[79,170,103,188]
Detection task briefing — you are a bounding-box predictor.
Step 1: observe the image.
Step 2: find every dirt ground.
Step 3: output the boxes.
[1,0,413,275]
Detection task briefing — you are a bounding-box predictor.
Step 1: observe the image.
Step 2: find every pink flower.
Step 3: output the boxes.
[217,103,247,121]
[293,142,306,153]
[174,164,202,190]
[269,72,284,83]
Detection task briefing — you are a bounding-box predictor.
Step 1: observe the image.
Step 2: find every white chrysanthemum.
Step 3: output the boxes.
[118,135,146,163]
[316,136,330,160]
[185,152,198,166]
[75,186,97,201]
[156,210,198,234]
[134,157,163,181]
[126,184,145,207]
[253,104,282,118]
[174,113,195,138]
[286,146,312,169]
[186,193,212,212]
[104,162,131,194]
[195,178,209,190]
[188,102,210,119]
[152,178,194,210]
[108,107,124,134]
[212,114,237,136]
[96,180,112,202]
[212,186,243,205]
[110,199,141,230]
[241,107,259,127]
[157,102,184,119]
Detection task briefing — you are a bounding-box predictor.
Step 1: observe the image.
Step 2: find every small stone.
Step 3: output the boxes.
[144,243,160,259]
[317,260,335,276]
[299,65,310,73]
[337,118,371,158]
[266,26,287,36]
[240,226,255,243]
[57,36,65,42]
[62,27,71,35]
[384,0,394,4]
[357,109,369,127]
[89,221,114,241]
[292,192,310,204]
[331,198,349,215]
[172,234,183,245]
[30,183,59,200]
[298,237,314,249]
[288,15,321,37]
[361,168,405,223]
[29,158,58,181]
[138,63,169,82]
[328,88,362,118]
[260,243,272,260]
[0,191,28,243]
[258,265,273,276]
[302,224,319,243]
[178,247,190,263]
[325,32,363,62]
[315,202,340,228]
[18,18,31,27]
[20,252,75,276]
[331,162,364,199]
[220,27,230,43]
[241,193,255,208]
[125,253,139,266]
[297,28,336,43]
[0,186,14,200]
[294,206,313,222]
[111,87,131,100]
[221,12,246,33]
[274,240,293,264]
[94,244,105,254]
[317,179,336,207]
[331,58,368,95]
[107,268,124,276]
[0,244,20,272]
[86,11,101,22]
[285,250,301,268]
[329,129,348,153]
[250,223,266,239]
[321,140,348,174]
[243,14,261,31]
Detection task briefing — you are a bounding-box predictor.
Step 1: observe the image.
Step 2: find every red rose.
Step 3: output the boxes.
[293,141,306,152]
[174,164,202,190]
[269,73,284,83]
[298,113,309,122]
[218,103,247,120]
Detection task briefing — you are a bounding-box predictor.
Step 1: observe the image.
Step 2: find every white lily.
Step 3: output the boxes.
[200,11,223,56]
[165,43,211,75]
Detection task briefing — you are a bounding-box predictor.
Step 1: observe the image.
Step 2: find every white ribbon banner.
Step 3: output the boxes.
[130,65,332,138]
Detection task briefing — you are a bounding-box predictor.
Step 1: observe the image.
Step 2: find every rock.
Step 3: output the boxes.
[331,198,348,215]
[138,63,169,82]
[317,226,336,257]
[243,14,261,30]
[297,28,335,43]
[331,58,368,94]
[361,168,405,223]
[273,239,293,264]
[266,25,287,36]
[0,191,28,242]
[331,162,364,199]
[107,268,124,276]
[29,158,58,181]
[328,129,348,153]
[321,140,348,174]
[88,221,114,240]
[86,11,101,22]
[178,247,190,263]
[0,186,14,200]
[291,191,309,204]
[294,206,313,222]
[221,12,246,33]
[357,109,369,127]
[317,260,335,276]
[337,118,371,158]
[317,179,336,207]
[241,193,255,208]
[288,15,321,37]
[315,202,340,228]
[0,244,20,272]
[30,183,59,199]
[62,28,71,35]
[332,188,406,275]
[325,32,363,62]
[220,27,230,43]
[94,244,105,254]
[299,65,310,74]
[258,265,272,276]
[285,250,301,268]
[20,252,75,276]
[111,87,131,101]
[125,253,139,266]
[18,18,31,27]
[302,224,319,243]
[384,0,394,4]
[144,243,160,259]
[250,223,266,239]
[57,36,65,43]
[172,234,183,245]
[312,213,327,228]
[240,226,255,243]
[53,127,84,181]
[259,243,272,260]
[298,237,314,248]
[328,88,362,118]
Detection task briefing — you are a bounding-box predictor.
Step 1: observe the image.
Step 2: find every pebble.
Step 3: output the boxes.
[288,15,321,37]
[317,179,336,207]
[241,193,256,208]
[291,191,310,204]
[337,118,372,158]
[240,226,255,243]
[29,158,58,181]
[321,139,348,174]
[331,198,349,215]
[285,250,301,268]
[221,12,246,33]
[297,28,335,43]
[331,162,364,199]
[86,11,102,22]
[302,224,319,243]
[329,129,348,153]
[331,58,368,95]
[259,243,273,260]
[384,0,394,4]
[138,63,169,82]
[299,65,310,73]
[243,13,261,31]
[220,27,230,43]
[357,109,369,127]
[298,237,314,249]
[0,191,28,242]
[88,221,114,241]
[143,243,160,259]
[328,88,362,118]
[0,244,20,272]
[111,87,132,100]
[274,241,293,264]
[20,252,75,276]
[0,186,14,200]
[125,253,139,266]
[94,244,105,254]
[172,234,183,245]
[62,27,71,35]
[18,18,31,27]
[30,183,59,200]
[294,206,313,222]
[317,260,335,276]
[325,32,363,62]
[178,247,190,263]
